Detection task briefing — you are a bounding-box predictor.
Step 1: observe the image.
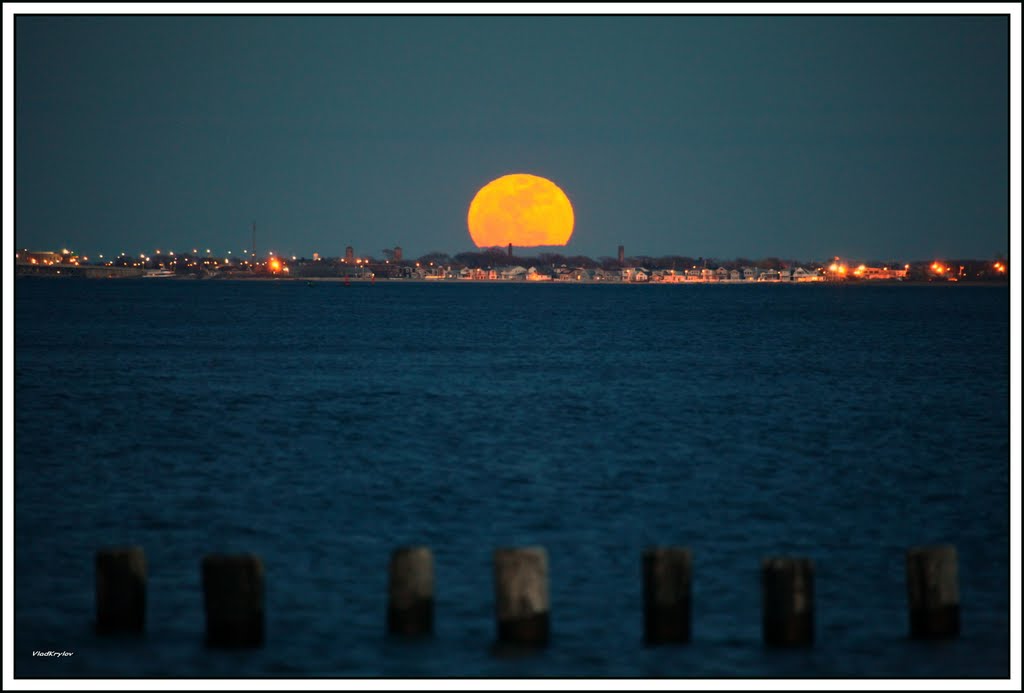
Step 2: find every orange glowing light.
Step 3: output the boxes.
[467,173,574,248]
[269,258,282,272]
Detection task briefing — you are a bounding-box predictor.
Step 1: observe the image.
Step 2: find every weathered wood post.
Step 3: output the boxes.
[388,546,434,635]
[643,547,692,644]
[201,553,264,647]
[493,546,549,646]
[761,556,814,647]
[95,546,147,635]
[906,544,959,639]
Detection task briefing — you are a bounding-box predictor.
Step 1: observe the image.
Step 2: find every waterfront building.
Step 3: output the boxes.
[792,267,823,282]
[854,266,908,280]
[499,266,527,280]
[18,250,65,265]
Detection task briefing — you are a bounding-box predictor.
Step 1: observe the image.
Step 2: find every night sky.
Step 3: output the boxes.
[14,13,1010,263]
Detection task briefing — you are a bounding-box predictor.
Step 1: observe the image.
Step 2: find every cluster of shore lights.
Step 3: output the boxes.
[27,247,368,266]
[994,261,1006,273]
[22,251,83,266]
[143,248,274,258]
[827,261,912,278]
[87,249,294,271]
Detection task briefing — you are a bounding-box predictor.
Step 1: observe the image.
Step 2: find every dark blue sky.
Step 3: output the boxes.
[15,14,1009,262]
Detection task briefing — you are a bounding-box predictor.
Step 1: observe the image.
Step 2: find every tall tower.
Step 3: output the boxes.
[252,222,257,258]
[394,246,402,261]
[345,246,354,262]
[508,243,513,258]
[618,245,625,264]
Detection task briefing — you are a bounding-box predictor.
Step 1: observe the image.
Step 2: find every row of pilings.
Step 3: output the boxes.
[95,544,960,648]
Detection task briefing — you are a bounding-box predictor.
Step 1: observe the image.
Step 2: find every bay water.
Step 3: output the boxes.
[13,278,1010,678]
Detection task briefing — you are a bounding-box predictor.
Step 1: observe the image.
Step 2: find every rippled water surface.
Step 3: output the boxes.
[14,279,1010,678]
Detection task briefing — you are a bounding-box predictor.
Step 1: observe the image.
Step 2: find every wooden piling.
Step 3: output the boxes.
[761,556,814,647]
[388,546,434,636]
[493,547,549,646]
[202,553,264,647]
[643,547,692,644]
[95,546,146,635]
[906,544,959,639]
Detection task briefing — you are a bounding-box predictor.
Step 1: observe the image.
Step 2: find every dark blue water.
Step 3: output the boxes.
[14,279,1010,679]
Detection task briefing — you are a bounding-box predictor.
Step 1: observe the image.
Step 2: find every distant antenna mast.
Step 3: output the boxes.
[252,221,256,258]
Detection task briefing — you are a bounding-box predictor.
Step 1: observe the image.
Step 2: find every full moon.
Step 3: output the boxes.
[467,173,574,248]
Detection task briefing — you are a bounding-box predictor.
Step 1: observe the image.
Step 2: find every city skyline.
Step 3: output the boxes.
[12,13,1013,263]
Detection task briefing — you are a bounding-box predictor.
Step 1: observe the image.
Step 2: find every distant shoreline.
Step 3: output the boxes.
[14,274,1008,287]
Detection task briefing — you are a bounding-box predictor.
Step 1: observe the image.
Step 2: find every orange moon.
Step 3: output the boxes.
[467,173,574,248]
